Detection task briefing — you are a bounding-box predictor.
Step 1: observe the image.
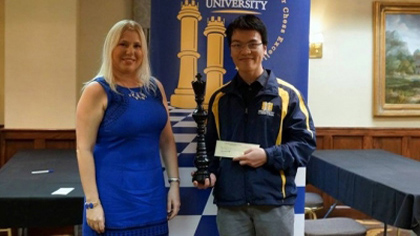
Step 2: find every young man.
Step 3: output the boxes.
[194,15,316,236]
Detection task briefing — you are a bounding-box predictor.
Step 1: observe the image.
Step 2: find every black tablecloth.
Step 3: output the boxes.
[0,149,84,227]
[307,149,420,234]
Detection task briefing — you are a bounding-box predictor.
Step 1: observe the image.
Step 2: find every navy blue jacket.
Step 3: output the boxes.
[206,70,316,206]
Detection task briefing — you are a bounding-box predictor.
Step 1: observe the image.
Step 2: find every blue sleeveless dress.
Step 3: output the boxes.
[82,77,169,236]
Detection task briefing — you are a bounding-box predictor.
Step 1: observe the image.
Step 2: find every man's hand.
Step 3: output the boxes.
[233,147,267,168]
[192,172,217,189]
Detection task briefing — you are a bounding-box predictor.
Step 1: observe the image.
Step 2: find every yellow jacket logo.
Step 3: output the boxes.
[258,101,274,116]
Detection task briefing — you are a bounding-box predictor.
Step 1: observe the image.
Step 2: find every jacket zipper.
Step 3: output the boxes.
[244,105,250,204]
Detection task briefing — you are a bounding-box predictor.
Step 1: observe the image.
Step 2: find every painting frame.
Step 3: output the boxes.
[373,1,420,116]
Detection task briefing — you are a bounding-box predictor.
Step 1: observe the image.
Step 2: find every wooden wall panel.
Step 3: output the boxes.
[372,137,402,155]
[0,127,418,165]
[332,136,364,149]
[315,128,420,158]
[4,140,33,165]
[45,140,76,149]
[0,129,75,166]
[0,127,418,162]
[408,137,420,161]
[315,136,325,150]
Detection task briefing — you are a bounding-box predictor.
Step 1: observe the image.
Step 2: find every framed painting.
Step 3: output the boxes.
[373,1,420,116]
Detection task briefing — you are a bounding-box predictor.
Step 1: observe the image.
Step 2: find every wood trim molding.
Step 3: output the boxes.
[0,127,419,165]
[316,127,420,136]
[0,129,76,166]
[315,127,420,160]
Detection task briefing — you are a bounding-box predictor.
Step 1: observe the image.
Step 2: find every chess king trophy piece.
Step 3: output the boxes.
[191,73,210,184]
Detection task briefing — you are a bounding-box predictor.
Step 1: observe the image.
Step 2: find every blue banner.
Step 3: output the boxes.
[150,0,310,108]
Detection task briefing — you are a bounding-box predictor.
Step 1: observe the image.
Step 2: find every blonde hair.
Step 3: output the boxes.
[86,20,154,93]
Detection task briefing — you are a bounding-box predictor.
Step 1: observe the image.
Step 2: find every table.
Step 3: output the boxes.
[0,149,84,228]
[307,149,420,235]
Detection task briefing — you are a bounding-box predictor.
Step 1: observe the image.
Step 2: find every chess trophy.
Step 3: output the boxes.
[191,73,210,184]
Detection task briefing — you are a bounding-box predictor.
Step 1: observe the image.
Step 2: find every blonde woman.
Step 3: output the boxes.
[76,20,180,236]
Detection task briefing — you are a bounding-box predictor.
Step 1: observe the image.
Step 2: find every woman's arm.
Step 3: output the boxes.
[155,80,181,220]
[76,82,107,233]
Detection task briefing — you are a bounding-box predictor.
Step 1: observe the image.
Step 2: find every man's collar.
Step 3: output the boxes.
[237,70,268,88]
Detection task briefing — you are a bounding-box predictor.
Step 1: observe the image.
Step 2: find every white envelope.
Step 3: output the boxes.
[214,140,260,158]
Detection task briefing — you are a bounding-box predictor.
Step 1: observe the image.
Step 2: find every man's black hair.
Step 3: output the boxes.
[225,14,268,46]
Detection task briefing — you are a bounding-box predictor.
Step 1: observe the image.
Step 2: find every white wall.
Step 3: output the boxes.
[309,0,420,127]
[3,0,132,129]
[4,0,77,129]
[0,0,4,125]
[77,0,132,97]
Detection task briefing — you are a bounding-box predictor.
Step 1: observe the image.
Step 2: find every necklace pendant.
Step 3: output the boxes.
[129,91,146,100]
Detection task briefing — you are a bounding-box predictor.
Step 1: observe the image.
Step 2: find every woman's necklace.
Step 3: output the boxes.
[127,87,147,100]
[117,80,147,100]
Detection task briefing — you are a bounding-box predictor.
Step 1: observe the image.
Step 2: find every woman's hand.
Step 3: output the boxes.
[167,183,181,220]
[86,204,105,234]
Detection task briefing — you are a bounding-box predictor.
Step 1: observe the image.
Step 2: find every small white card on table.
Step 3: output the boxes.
[51,187,74,195]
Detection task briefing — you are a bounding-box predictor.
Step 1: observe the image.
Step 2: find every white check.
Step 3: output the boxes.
[215,140,260,158]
